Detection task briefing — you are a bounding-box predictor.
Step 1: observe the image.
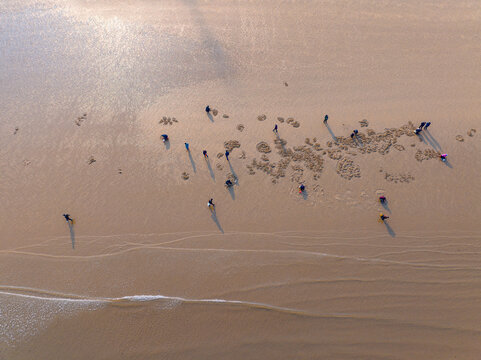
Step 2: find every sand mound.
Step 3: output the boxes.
[467,129,476,137]
[257,114,267,121]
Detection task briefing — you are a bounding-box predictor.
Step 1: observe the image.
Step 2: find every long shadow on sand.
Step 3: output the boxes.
[423,129,442,152]
[384,221,395,237]
[163,140,171,150]
[68,222,75,249]
[227,185,235,200]
[228,161,239,185]
[381,201,391,213]
[207,113,214,122]
[301,190,308,200]
[325,123,337,142]
[206,158,215,181]
[210,210,224,233]
[188,150,196,173]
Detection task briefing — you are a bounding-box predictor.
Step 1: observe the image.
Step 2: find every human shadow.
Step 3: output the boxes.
[227,185,235,200]
[442,158,453,169]
[423,130,442,152]
[354,135,363,147]
[68,222,75,249]
[384,221,396,237]
[325,123,337,142]
[381,201,391,213]
[228,161,239,185]
[207,112,214,122]
[210,209,224,233]
[274,132,288,155]
[188,150,196,173]
[206,158,215,181]
[301,190,308,200]
[163,140,171,150]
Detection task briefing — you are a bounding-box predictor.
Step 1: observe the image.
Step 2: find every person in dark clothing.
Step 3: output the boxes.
[323,115,328,123]
[208,198,215,209]
[161,134,169,142]
[415,128,422,135]
[424,122,431,129]
[299,184,305,193]
[205,105,211,113]
[419,122,426,129]
[350,132,355,139]
[380,213,389,221]
[185,142,189,151]
[353,129,358,135]
[225,150,230,161]
[273,124,278,133]
[203,150,208,158]
[225,180,233,187]
[63,214,73,223]
[379,196,386,203]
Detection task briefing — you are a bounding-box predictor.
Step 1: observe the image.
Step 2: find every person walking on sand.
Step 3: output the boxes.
[415,128,422,135]
[440,153,448,161]
[425,122,431,129]
[185,142,189,151]
[161,134,169,142]
[208,198,215,209]
[299,184,305,193]
[225,150,230,161]
[419,122,426,129]
[205,105,211,113]
[273,124,278,134]
[323,114,328,123]
[63,214,73,223]
[203,150,208,158]
[379,195,386,203]
[380,213,389,221]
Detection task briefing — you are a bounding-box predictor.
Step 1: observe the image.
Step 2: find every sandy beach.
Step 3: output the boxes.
[1,0,481,359]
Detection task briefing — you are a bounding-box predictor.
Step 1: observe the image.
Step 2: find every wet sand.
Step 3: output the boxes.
[1,0,481,359]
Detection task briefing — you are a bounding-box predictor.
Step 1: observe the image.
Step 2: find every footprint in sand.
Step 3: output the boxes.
[216,164,223,171]
[222,114,229,118]
[257,114,267,121]
[217,152,224,159]
[237,124,245,132]
[181,172,190,180]
[23,159,31,166]
[75,113,87,126]
[277,117,285,123]
[284,82,288,87]
[359,119,369,127]
[467,129,476,137]
[394,144,405,151]
[87,156,96,165]
[238,151,246,159]
[118,168,123,174]
[13,127,19,135]
[212,109,218,116]
[456,135,464,142]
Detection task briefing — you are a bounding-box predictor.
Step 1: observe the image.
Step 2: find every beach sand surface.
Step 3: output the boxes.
[1,0,481,359]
